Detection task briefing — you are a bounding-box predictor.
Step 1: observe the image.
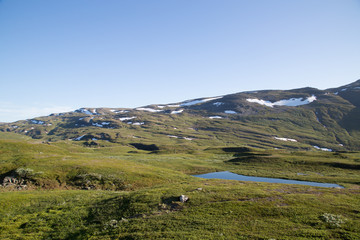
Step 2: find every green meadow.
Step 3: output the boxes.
[0,132,359,239]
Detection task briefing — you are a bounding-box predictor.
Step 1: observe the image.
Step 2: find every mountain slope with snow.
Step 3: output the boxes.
[1,79,360,151]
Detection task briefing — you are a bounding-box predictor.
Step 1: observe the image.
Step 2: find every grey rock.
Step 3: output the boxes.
[180,195,189,202]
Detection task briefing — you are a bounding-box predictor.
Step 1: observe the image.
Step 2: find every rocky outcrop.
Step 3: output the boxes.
[1,176,28,190]
[0,168,39,190]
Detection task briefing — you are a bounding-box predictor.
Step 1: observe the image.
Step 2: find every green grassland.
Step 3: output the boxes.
[1,132,360,239]
[1,182,359,239]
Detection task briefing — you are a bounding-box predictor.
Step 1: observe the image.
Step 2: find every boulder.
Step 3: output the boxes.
[180,195,189,202]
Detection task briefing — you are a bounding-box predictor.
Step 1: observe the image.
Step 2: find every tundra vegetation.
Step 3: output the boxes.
[0,81,360,239]
[0,132,359,239]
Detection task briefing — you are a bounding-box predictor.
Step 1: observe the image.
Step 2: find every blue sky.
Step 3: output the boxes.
[1,0,359,122]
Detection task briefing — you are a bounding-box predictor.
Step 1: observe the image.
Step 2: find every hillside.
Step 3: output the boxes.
[1,80,360,151]
[1,80,360,239]
[0,132,360,239]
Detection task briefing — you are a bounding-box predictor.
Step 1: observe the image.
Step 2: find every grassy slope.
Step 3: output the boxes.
[1,182,359,239]
[2,92,360,152]
[0,132,360,239]
[1,136,360,188]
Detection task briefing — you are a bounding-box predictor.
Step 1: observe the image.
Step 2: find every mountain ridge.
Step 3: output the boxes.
[1,79,360,151]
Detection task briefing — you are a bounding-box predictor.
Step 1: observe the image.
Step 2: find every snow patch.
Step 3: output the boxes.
[128,122,144,125]
[246,99,273,107]
[91,122,111,127]
[171,109,184,114]
[30,120,45,125]
[274,137,297,142]
[136,108,163,113]
[119,117,136,121]
[132,122,145,126]
[167,135,179,138]
[167,135,193,140]
[246,95,317,107]
[213,102,224,107]
[209,116,223,119]
[111,110,129,113]
[74,135,86,141]
[180,97,223,107]
[75,108,99,115]
[224,110,237,114]
[313,146,332,152]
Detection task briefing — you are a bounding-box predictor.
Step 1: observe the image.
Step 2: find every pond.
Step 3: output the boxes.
[193,171,343,188]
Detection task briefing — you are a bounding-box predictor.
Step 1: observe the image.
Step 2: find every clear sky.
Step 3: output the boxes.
[1,0,359,122]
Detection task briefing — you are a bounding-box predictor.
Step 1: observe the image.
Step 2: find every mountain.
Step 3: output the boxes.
[1,80,360,151]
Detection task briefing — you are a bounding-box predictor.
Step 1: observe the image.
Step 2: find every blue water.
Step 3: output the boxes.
[193,171,343,188]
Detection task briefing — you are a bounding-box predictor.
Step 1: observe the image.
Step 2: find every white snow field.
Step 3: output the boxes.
[246,95,317,107]
[180,97,223,107]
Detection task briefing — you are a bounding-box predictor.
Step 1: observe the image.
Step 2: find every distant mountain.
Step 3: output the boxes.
[1,80,360,151]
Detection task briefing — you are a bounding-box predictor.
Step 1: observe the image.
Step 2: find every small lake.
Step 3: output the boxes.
[193,171,343,188]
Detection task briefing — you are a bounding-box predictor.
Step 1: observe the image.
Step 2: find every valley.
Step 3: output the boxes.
[0,80,360,239]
